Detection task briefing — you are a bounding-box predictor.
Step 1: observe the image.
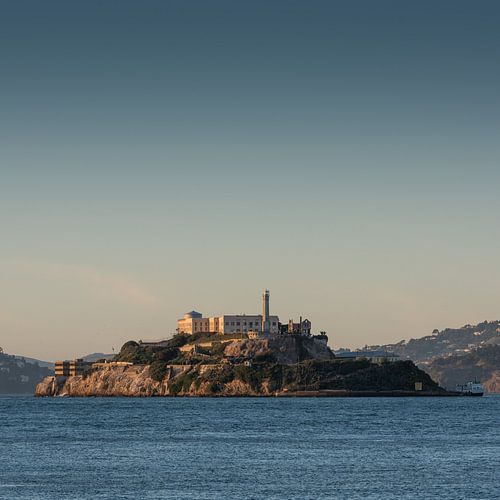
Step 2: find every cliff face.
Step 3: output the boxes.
[223,336,333,364]
[483,372,500,393]
[35,365,163,397]
[35,359,441,397]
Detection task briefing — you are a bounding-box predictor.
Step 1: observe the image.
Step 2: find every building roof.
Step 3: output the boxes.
[184,311,202,319]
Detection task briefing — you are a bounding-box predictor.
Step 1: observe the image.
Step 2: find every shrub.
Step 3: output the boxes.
[149,361,168,382]
[234,365,261,389]
[155,348,179,363]
[253,352,277,364]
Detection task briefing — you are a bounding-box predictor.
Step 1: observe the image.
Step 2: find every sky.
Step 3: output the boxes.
[1,0,500,360]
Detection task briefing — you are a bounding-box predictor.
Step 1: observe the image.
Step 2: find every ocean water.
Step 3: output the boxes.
[0,396,498,499]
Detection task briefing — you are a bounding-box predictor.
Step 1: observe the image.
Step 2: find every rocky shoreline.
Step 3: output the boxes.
[35,335,454,398]
[35,359,449,398]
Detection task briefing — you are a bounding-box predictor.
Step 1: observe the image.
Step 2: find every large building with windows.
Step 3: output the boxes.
[177,291,280,336]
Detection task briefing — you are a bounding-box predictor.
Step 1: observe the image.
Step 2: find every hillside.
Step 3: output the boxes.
[0,352,52,394]
[422,345,500,392]
[367,320,500,363]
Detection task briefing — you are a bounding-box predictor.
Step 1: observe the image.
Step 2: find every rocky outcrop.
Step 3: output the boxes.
[482,371,500,393]
[35,365,163,397]
[223,336,334,364]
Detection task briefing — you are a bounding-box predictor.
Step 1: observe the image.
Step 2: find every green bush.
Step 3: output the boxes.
[233,365,261,389]
[155,348,179,363]
[149,361,169,382]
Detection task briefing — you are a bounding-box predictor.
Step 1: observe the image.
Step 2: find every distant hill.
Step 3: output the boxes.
[422,345,500,393]
[364,320,500,393]
[367,320,500,364]
[13,356,54,369]
[0,352,52,394]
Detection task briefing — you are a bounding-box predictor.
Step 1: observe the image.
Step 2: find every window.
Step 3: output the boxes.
[236,322,240,326]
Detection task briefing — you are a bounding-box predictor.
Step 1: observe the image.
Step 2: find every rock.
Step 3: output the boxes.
[483,371,500,393]
[35,365,164,397]
[223,336,334,364]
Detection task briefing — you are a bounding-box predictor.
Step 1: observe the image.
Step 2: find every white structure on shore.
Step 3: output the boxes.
[177,290,279,336]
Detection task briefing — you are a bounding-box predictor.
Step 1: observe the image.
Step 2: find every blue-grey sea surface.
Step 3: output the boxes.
[0,395,498,499]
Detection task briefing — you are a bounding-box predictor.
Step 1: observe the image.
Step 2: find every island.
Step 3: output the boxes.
[35,291,459,397]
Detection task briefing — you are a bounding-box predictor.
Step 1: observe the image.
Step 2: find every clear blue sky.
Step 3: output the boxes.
[1,0,499,360]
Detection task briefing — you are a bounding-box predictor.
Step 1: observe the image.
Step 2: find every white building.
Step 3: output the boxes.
[214,314,279,335]
[177,291,279,336]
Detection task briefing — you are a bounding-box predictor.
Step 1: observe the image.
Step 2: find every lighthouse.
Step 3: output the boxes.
[262,289,271,335]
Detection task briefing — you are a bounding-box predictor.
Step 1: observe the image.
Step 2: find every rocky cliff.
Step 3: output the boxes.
[36,365,160,397]
[223,336,333,364]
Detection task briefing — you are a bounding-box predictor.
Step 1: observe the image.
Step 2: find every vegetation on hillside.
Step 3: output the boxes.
[115,334,231,379]
[115,337,187,365]
[115,333,332,372]
[166,359,441,395]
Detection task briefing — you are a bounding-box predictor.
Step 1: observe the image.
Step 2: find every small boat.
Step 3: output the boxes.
[455,380,484,396]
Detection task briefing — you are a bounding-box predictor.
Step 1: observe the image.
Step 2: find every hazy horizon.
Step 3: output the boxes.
[1,0,500,360]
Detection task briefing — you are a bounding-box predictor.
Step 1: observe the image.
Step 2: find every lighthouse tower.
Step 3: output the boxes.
[262,289,271,335]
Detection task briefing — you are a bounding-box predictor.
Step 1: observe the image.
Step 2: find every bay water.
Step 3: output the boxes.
[1,395,498,499]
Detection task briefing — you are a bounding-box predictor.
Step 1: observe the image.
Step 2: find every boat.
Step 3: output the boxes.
[455,380,484,396]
